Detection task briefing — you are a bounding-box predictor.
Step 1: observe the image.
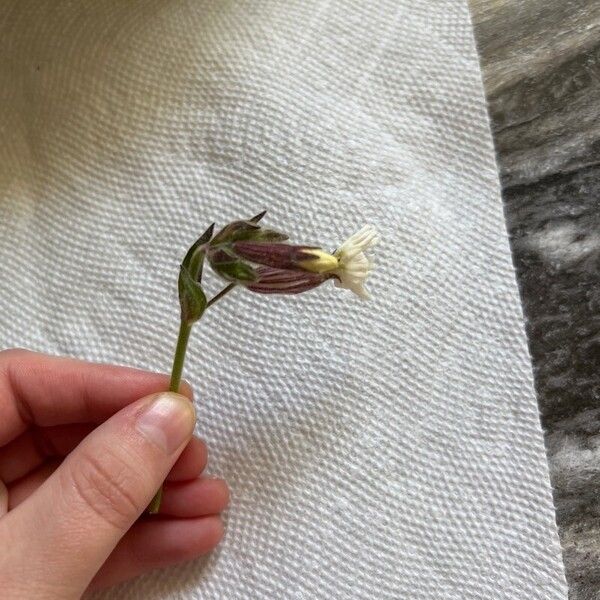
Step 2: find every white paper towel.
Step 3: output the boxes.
[0,1,568,598]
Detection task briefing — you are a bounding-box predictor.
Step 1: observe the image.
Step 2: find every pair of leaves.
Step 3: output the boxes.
[179,265,207,324]
[178,222,215,324]
[182,222,215,282]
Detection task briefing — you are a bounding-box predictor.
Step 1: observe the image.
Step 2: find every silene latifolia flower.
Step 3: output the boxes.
[207,214,379,299]
[147,211,378,513]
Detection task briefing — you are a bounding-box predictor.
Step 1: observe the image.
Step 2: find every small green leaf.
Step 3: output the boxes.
[250,228,289,242]
[207,246,239,266]
[215,261,258,282]
[178,265,207,323]
[211,221,257,245]
[212,222,288,245]
[182,223,215,281]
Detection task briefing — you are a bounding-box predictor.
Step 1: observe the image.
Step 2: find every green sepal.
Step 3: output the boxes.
[211,220,260,245]
[214,261,258,282]
[250,229,289,242]
[210,210,288,245]
[211,220,287,245]
[178,265,208,324]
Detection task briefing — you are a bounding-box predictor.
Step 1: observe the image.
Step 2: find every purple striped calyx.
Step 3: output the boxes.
[206,214,339,294]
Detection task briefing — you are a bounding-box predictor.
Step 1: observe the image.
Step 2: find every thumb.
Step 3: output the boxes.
[3,392,195,598]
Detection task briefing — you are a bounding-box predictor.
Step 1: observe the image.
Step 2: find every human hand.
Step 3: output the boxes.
[0,350,229,598]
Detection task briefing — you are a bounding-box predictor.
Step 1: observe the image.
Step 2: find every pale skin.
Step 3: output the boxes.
[0,349,229,598]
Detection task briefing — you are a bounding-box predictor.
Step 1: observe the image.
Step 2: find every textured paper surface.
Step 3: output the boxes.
[0,1,567,598]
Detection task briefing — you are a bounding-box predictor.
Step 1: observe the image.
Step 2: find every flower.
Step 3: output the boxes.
[204,214,378,299]
[208,240,336,294]
[332,225,379,299]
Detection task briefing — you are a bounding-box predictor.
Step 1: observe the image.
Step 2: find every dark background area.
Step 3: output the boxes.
[470,1,600,598]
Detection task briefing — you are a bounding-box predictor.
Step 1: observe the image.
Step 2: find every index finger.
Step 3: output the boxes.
[0,349,192,446]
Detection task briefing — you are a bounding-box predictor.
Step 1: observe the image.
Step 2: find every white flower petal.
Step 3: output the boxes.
[332,225,379,299]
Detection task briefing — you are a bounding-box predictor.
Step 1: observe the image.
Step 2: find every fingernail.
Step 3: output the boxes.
[136,393,196,454]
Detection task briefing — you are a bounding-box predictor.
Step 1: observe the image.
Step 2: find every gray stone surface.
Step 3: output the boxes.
[470,1,600,598]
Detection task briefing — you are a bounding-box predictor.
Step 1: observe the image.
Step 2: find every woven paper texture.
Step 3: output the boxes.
[0,1,567,598]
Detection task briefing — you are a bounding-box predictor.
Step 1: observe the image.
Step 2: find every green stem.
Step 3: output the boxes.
[169,320,192,393]
[147,319,192,514]
[147,285,235,514]
[147,486,163,515]
[206,283,236,309]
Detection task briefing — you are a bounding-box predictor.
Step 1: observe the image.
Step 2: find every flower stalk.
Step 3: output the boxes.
[169,321,193,393]
[146,320,194,514]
